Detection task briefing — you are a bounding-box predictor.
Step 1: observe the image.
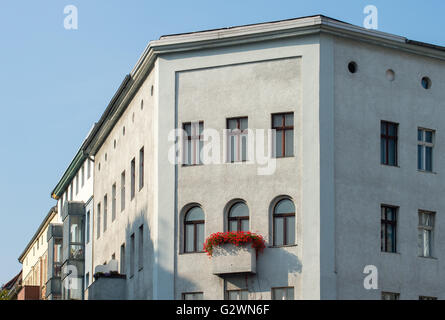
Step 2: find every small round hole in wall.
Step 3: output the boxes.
[421,77,431,89]
[386,69,395,81]
[348,61,358,74]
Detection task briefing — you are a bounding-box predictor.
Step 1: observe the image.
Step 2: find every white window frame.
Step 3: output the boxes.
[418,128,434,172]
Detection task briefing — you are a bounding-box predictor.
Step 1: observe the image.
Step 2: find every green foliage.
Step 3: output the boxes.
[0,289,10,300]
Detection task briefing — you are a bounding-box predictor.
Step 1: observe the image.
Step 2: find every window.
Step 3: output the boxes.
[120,243,126,275]
[272,287,294,300]
[70,182,73,200]
[184,207,205,253]
[226,289,248,300]
[81,164,85,187]
[382,292,400,300]
[96,203,101,239]
[130,234,135,277]
[103,195,108,233]
[348,61,358,73]
[227,117,248,162]
[183,122,203,166]
[381,121,398,166]
[418,128,434,172]
[85,273,89,288]
[139,147,144,190]
[138,225,144,270]
[421,77,432,90]
[228,202,249,232]
[182,292,203,300]
[121,171,126,211]
[419,296,437,300]
[381,205,397,253]
[273,199,296,246]
[112,183,116,221]
[87,159,91,179]
[418,211,435,258]
[272,113,294,158]
[86,210,90,244]
[131,158,135,200]
[76,173,79,195]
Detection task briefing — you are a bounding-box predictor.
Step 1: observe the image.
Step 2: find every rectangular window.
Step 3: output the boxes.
[418,128,434,172]
[381,205,397,253]
[381,121,398,166]
[70,182,73,200]
[81,164,85,187]
[112,183,116,221]
[87,159,91,179]
[131,158,135,200]
[382,292,400,300]
[86,210,90,244]
[139,147,144,191]
[227,117,248,162]
[182,292,203,300]
[85,273,89,288]
[76,173,79,195]
[103,195,108,233]
[418,210,435,258]
[183,121,204,166]
[120,243,126,275]
[226,289,249,300]
[138,225,144,271]
[130,234,135,277]
[272,113,294,158]
[96,203,101,239]
[121,171,126,211]
[271,287,294,300]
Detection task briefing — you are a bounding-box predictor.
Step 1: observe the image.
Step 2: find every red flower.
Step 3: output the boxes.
[203,231,266,257]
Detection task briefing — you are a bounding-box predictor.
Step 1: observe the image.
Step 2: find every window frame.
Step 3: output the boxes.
[183,207,205,253]
[417,128,434,172]
[226,116,248,163]
[418,210,435,258]
[272,112,294,158]
[273,199,296,246]
[381,121,398,166]
[227,202,250,232]
[381,205,398,253]
[182,121,204,166]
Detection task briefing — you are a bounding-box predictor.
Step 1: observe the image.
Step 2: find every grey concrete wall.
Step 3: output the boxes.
[156,35,323,299]
[333,36,445,299]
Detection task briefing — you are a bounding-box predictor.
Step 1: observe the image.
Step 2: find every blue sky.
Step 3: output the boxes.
[0,0,444,285]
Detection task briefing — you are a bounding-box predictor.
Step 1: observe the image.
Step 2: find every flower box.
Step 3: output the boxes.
[211,242,256,275]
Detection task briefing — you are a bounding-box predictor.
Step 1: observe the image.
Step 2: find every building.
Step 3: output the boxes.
[18,207,58,300]
[1,271,22,300]
[81,15,445,300]
[47,133,95,300]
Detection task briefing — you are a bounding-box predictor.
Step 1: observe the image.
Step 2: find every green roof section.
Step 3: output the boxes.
[50,149,87,200]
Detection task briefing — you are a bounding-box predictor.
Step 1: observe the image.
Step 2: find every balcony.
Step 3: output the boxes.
[211,243,256,275]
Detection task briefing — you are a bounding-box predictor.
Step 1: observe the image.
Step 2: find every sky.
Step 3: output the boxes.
[1,0,444,285]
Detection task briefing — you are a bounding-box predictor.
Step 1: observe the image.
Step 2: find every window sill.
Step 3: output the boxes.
[380,251,400,255]
[273,156,295,159]
[179,251,206,255]
[380,164,400,168]
[268,244,297,249]
[418,255,437,260]
[181,164,204,167]
[417,170,436,175]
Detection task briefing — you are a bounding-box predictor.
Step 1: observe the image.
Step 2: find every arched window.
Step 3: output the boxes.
[273,199,295,246]
[184,206,205,253]
[228,202,249,232]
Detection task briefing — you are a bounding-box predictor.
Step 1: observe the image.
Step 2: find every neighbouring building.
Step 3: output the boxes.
[1,271,22,300]
[47,132,95,300]
[18,207,58,300]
